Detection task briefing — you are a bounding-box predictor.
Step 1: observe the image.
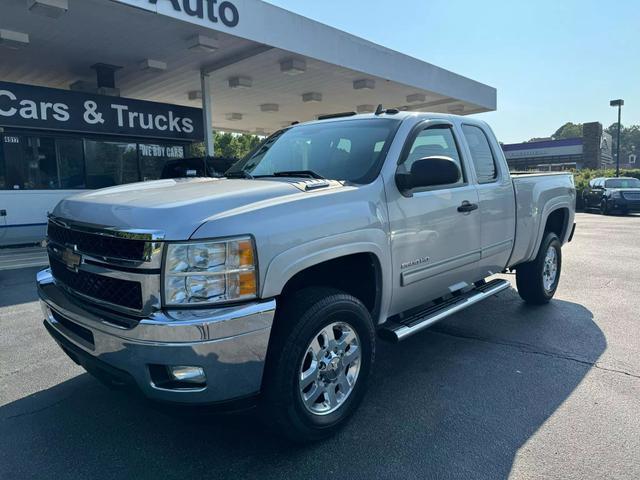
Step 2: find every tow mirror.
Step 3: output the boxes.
[395,156,461,194]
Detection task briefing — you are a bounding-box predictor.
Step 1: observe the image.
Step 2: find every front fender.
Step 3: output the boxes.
[261,228,391,324]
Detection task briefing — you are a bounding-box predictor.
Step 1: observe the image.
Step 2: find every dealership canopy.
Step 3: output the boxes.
[0,0,496,153]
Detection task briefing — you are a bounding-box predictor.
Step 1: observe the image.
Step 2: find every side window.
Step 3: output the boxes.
[462,124,498,183]
[404,126,464,187]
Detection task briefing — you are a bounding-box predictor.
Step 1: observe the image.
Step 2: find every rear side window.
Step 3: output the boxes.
[462,124,497,183]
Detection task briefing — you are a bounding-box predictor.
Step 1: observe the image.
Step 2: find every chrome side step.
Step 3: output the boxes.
[379,279,510,342]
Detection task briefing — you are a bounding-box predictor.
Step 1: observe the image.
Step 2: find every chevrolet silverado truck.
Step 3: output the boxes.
[37,110,576,442]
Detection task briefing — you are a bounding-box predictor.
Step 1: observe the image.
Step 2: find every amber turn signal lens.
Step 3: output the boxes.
[239,270,257,296]
[238,239,255,267]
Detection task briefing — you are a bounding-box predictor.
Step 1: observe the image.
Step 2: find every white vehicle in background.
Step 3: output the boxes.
[38,109,576,442]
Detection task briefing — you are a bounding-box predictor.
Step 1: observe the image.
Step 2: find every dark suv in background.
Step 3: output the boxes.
[583,177,640,214]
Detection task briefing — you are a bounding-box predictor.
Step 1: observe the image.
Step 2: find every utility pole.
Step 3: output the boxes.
[610,99,624,177]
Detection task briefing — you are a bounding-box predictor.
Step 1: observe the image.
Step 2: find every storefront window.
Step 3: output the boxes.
[2,135,58,189]
[56,138,85,189]
[1,134,191,190]
[84,140,139,188]
[139,143,185,181]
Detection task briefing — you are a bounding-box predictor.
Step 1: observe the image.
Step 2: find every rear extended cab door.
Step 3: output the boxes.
[457,120,516,278]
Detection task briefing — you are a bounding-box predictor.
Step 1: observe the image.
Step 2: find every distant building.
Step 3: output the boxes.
[502,122,615,171]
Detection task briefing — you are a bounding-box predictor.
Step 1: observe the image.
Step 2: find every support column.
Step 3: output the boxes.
[200,71,214,157]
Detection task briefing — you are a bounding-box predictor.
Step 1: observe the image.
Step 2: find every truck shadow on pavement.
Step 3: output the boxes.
[0,289,604,480]
[0,266,41,308]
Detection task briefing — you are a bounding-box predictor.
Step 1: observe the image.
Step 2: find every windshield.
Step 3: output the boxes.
[604,178,640,189]
[226,118,401,183]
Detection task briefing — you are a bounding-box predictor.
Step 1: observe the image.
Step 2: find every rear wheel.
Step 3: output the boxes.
[261,287,375,443]
[516,232,562,304]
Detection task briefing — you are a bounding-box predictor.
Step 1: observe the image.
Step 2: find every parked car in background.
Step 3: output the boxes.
[38,111,576,442]
[582,177,640,214]
[160,156,239,179]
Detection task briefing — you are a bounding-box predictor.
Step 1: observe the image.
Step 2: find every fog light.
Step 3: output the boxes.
[168,366,206,384]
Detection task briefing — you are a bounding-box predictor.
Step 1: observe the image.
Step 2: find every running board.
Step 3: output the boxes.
[379,279,510,342]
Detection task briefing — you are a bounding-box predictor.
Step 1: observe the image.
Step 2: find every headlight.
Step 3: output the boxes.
[611,191,621,199]
[163,237,257,306]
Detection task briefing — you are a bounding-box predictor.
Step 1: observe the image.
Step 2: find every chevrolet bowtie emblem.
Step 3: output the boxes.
[61,248,82,272]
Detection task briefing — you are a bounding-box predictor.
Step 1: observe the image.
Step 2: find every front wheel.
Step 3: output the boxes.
[260,287,375,442]
[515,232,562,304]
[600,199,610,215]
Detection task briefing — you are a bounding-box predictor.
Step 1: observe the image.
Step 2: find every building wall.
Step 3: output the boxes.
[502,121,614,171]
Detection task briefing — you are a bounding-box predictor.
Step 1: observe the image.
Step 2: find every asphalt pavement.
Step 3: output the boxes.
[1,212,639,479]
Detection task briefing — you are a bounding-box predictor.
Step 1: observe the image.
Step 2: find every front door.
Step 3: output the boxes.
[386,122,481,315]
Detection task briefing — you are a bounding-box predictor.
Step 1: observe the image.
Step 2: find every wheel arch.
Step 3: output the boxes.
[531,205,572,259]
[261,231,390,324]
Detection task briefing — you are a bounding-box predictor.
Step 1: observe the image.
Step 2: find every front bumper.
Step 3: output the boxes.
[611,197,640,211]
[37,269,276,405]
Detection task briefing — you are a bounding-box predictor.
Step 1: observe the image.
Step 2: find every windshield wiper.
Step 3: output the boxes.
[225,170,254,179]
[271,170,326,180]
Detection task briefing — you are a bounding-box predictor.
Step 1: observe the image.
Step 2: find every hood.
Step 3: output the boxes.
[609,187,640,192]
[53,178,308,239]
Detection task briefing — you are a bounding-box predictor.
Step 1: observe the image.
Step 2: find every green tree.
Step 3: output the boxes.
[213,132,262,159]
[605,123,640,163]
[552,122,583,140]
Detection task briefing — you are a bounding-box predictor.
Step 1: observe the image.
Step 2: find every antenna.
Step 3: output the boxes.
[374,104,384,115]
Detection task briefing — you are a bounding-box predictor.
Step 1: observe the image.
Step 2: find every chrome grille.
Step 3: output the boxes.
[49,256,143,310]
[47,221,147,262]
[622,192,640,201]
[46,216,164,315]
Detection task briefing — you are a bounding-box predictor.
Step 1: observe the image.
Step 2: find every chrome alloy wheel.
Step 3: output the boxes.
[299,322,361,416]
[542,245,558,292]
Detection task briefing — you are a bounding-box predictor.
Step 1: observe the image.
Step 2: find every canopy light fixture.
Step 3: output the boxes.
[27,0,68,18]
[188,34,218,52]
[356,104,375,113]
[353,79,375,90]
[225,113,243,121]
[0,29,30,49]
[228,76,252,89]
[406,93,426,103]
[302,92,323,103]
[188,90,203,100]
[260,103,279,112]
[280,58,306,75]
[140,59,167,72]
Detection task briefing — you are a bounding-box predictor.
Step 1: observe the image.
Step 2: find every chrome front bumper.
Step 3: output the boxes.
[37,269,276,405]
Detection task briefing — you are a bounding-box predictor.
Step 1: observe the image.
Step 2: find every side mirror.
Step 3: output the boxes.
[395,156,461,194]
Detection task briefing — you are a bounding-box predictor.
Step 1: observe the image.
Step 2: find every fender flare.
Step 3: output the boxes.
[530,201,572,261]
[261,229,391,324]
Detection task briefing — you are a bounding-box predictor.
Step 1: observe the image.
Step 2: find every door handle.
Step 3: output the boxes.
[457,201,478,213]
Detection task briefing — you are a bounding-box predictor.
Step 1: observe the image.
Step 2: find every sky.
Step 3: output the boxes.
[264,0,639,144]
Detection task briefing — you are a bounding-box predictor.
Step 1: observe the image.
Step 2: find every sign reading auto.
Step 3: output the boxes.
[0,81,203,141]
[149,0,239,27]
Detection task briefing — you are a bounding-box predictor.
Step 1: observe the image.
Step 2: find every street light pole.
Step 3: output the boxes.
[610,99,624,177]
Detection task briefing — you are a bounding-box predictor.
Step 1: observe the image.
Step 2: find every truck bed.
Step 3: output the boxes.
[508,172,576,267]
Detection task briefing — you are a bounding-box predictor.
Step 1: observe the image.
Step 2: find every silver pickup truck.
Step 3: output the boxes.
[37,110,576,442]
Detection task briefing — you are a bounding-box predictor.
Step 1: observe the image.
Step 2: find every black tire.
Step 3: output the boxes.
[600,199,610,215]
[515,232,562,305]
[260,287,375,443]
[582,195,589,210]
